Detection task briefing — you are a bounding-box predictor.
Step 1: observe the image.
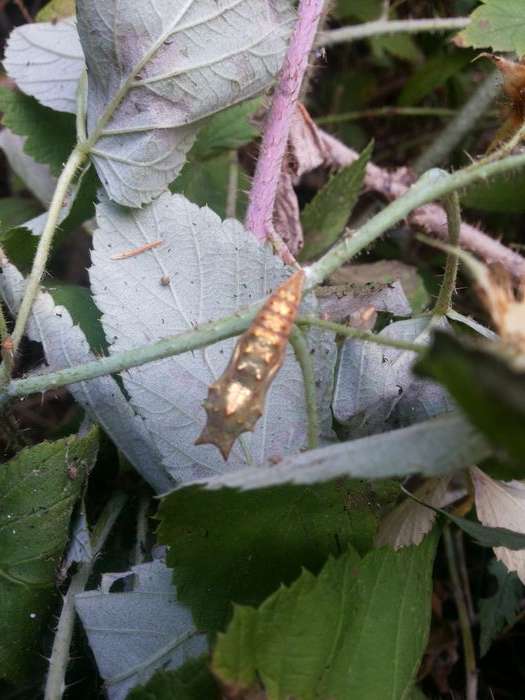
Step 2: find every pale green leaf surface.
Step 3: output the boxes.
[36,0,75,21]
[458,0,525,55]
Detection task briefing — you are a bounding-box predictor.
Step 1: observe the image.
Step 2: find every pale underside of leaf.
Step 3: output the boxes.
[75,560,207,700]
[471,466,525,584]
[75,0,295,206]
[333,317,454,436]
[196,412,491,491]
[3,17,84,114]
[375,476,452,550]
[0,257,170,493]
[89,192,328,483]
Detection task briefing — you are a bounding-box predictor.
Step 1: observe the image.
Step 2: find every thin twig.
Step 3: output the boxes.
[297,316,425,353]
[318,16,470,48]
[455,530,475,623]
[44,492,128,700]
[317,128,525,280]
[1,311,425,404]
[414,71,502,174]
[317,106,458,124]
[290,325,319,449]
[0,146,87,388]
[433,192,461,315]
[444,525,478,700]
[245,0,324,240]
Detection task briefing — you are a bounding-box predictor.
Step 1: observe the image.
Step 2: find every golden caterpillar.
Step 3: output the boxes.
[195,269,305,460]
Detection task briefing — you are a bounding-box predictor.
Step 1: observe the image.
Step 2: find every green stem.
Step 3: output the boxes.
[44,492,127,700]
[0,146,87,387]
[317,106,458,124]
[306,150,525,288]
[318,16,470,48]
[2,312,427,404]
[3,311,255,403]
[3,146,525,404]
[290,326,319,449]
[297,316,425,353]
[444,525,478,700]
[433,191,461,315]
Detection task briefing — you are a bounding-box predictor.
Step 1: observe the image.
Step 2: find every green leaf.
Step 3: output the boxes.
[171,153,250,220]
[0,164,98,272]
[479,559,523,657]
[415,331,525,469]
[462,170,525,213]
[0,429,98,682]
[170,101,259,217]
[404,487,525,550]
[190,99,261,161]
[157,479,398,632]
[213,533,437,700]
[398,52,474,106]
[36,0,75,21]
[299,142,373,261]
[46,284,107,354]
[0,88,76,176]
[128,657,219,700]
[0,197,41,230]
[0,198,42,270]
[457,0,525,55]
[335,0,383,21]
[370,34,423,64]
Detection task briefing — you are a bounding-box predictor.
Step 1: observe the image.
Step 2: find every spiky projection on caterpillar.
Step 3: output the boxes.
[195,270,305,459]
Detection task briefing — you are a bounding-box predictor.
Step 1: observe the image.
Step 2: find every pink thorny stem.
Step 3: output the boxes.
[245,0,324,241]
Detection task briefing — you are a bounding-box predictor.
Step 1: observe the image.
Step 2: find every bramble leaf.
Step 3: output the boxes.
[0,87,76,175]
[77,0,294,206]
[89,192,329,483]
[0,430,98,682]
[300,142,372,261]
[213,534,437,700]
[76,560,207,700]
[416,331,525,470]
[158,479,398,632]
[479,559,523,657]
[457,0,525,56]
